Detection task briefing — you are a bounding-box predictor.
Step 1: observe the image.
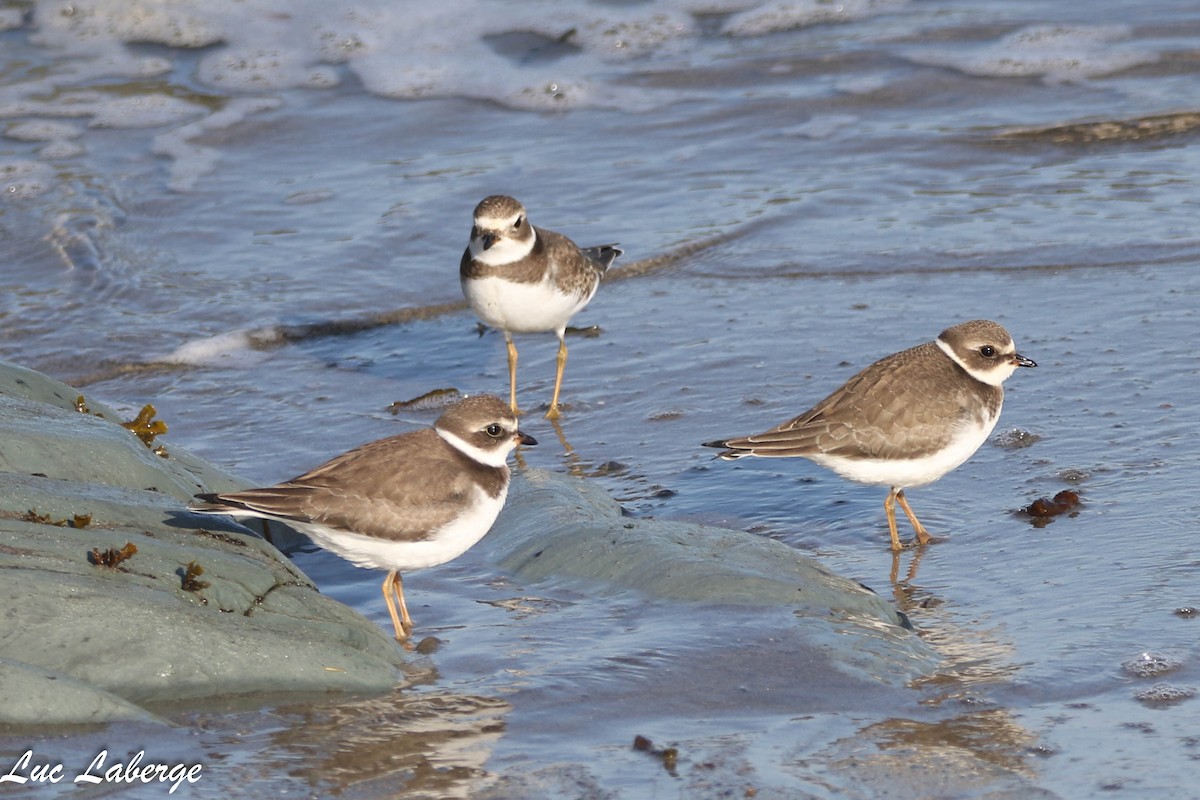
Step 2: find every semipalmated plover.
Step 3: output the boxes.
[190,395,536,641]
[703,320,1036,551]
[460,194,622,419]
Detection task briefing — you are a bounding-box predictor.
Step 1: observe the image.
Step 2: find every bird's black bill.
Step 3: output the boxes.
[1013,354,1037,368]
[517,431,537,446]
[481,232,497,250]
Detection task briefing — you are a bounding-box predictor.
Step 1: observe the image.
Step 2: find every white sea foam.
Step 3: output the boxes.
[87,94,207,129]
[163,328,286,367]
[907,24,1158,84]
[38,141,86,159]
[0,8,24,31]
[785,114,860,139]
[3,121,81,143]
[15,0,910,119]
[723,0,908,37]
[34,0,224,49]
[151,97,283,191]
[2,0,1167,192]
[0,160,55,200]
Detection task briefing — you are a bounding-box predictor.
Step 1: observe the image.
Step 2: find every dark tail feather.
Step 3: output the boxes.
[189,492,248,513]
[582,243,622,271]
[702,438,751,461]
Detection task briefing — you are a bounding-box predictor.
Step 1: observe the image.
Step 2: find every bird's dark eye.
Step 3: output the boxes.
[513,216,524,230]
[485,424,504,438]
[980,346,997,358]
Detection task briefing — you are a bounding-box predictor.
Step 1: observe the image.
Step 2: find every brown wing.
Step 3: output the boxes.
[535,226,617,293]
[194,429,506,542]
[708,342,1002,461]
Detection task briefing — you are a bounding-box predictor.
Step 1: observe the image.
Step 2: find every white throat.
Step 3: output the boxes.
[936,338,1016,387]
[469,228,536,267]
[436,426,513,467]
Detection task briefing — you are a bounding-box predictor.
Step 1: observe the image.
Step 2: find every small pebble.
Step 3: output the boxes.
[994,428,1041,449]
[1133,683,1194,707]
[1122,651,1182,678]
[414,636,443,655]
[1023,490,1080,518]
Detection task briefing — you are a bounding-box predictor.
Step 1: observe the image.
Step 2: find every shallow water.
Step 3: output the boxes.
[3,0,1200,796]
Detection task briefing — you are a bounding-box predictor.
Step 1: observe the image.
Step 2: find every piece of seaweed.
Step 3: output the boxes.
[90,542,137,568]
[181,561,210,592]
[122,404,168,447]
[25,510,92,528]
[632,735,679,777]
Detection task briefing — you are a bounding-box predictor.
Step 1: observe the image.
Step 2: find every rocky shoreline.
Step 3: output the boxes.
[0,361,934,725]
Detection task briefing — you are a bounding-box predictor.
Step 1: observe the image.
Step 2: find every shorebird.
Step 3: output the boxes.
[461,194,621,418]
[191,395,535,640]
[704,320,1036,550]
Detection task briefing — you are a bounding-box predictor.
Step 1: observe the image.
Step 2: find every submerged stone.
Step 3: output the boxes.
[481,469,938,685]
[0,361,406,724]
[1122,651,1183,679]
[1133,683,1195,707]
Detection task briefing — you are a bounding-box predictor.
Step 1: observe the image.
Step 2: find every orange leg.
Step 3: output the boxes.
[883,488,903,552]
[895,489,932,546]
[381,570,413,641]
[546,336,567,420]
[506,338,520,415]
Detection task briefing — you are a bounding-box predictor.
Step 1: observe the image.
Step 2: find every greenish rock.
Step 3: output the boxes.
[0,363,246,501]
[0,658,164,725]
[0,359,934,725]
[483,469,938,684]
[0,361,407,725]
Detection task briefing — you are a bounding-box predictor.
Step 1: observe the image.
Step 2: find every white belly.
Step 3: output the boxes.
[464,275,594,335]
[810,412,1000,489]
[296,484,507,572]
